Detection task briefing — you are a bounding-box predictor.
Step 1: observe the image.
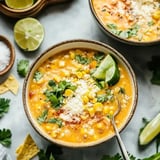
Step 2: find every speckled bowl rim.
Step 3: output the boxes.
[89,0,160,46]
[0,35,15,76]
[23,39,138,148]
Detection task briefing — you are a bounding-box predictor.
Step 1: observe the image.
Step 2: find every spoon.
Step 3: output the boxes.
[111,99,130,160]
[0,0,71,18]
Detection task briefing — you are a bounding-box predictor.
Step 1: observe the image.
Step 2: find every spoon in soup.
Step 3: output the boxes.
[0,0,71,18]
[110,98,130,160]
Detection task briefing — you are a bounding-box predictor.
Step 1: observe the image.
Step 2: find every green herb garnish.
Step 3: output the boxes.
[33,71,43,82]
[38,144,62,160]
[107,23,139,39]
[94,52,105,63]
[0,98,10,118]
[0,129,12,147]
[97,89,114,103]
[17,59,29,77]
[75,54,90,65]
[44,80,76,108]
[37,109,48,123]
[47,118,63,128]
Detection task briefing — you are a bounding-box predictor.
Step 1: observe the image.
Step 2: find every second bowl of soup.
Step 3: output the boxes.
[89,0,160,45]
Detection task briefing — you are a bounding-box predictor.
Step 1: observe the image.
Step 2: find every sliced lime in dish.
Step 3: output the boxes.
[5,0,34,10]
[139,113,160,145]
[14,17,44,51]
[92,54,120,86]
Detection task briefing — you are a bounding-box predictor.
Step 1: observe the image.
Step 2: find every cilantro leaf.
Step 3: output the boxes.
[33,71,43,82]
[94,52,105,63]
[101,153,123,160]
[17,59,29,77]
[0,98,10,118]
[37,109,48,123]
[75,54,90,64]
[44,80,76,109]
[47,118,63,128]
[0,129,12,147]
[38,145,62,160]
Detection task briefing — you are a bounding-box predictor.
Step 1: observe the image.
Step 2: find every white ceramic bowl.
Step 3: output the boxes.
[23,39,138,147]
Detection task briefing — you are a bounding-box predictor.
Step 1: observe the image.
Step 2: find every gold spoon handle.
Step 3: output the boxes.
[111,119,130,160]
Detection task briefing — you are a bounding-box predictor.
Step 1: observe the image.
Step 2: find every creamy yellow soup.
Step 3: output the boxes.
[28,49,133,143]
[92,0,160,42]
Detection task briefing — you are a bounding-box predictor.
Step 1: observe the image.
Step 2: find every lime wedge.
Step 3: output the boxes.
[139,113,160,145]
[5,0,34,9]
[14,17,44,51]
[92,54,120,86]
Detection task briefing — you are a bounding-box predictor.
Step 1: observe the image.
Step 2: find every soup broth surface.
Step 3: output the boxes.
[28,49,133,143]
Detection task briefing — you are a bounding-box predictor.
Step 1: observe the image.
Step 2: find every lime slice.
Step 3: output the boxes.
[139,113,160,145]
[5,0,34,9]
[14,17,44,51]
[92,54,120,86]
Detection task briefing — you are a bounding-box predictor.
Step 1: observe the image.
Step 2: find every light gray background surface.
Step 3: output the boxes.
[0,0,160,159]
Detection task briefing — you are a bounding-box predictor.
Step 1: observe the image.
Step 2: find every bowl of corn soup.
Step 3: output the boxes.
[89,0,160,46]
[23,39,138,147]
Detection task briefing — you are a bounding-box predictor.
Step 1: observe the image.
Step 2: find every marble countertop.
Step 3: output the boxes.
[0,0,160,159]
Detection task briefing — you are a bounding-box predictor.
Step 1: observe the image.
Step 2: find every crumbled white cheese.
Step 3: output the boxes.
[0,41,10,72]
[130,0,159,25]
[60,79,100,122]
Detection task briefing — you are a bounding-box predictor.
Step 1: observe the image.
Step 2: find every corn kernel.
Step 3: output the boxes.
[45,125,52,131]
[64,89,74,97]
[69,51,75,59]
[51,131,57,138]
[152,10,160,20]
[83,105,88,110]
[109,110,114,116]
[87,107,95,117]
[103,106,109,114]
[93,102,103,112]
[91,98,97,103]
[96,122,105,129]
[88,92,95,99]
[76,71,83,78]
[81,114,88,120]
[82,95,89,104]
[53,75,61,82]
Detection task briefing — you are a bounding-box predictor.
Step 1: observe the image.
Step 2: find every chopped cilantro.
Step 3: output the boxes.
[17,59,29,77]
[75,54,90,64]
[107,23,139,39]
[47,118,63,128]
[148,21,154,27]
[0,98,10,118]
[94,52,105,63]
[118,87,125,94]
[33,71,43,82]
[37,109,48,123]
[0,129,12,147]
[37,110,63,127]
[38,144,62,160]
[97,89,114,103]
[44,80,77,108]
